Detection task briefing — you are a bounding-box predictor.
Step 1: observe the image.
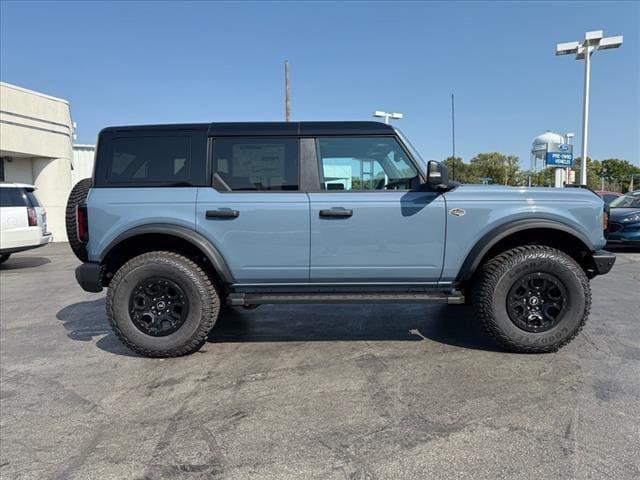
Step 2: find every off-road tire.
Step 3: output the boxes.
[0,254,10,264]
[473,245,590,353]
[106,251,220,357]
[65,178,93,262]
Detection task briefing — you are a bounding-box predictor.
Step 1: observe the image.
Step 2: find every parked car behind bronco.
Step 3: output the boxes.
[1,183,51,263]
[595,190,622,205]
[67,122,615,357]
[607,190,640,248]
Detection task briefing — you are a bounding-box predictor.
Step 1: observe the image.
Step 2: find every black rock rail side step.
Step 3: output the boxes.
[227,291,465,306]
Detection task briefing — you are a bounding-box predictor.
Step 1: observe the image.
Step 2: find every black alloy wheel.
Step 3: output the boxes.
[129,277,189,336]
[506,273,567,333]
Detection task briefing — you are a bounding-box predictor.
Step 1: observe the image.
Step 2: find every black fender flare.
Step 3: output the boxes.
[456,219,594,282]
[100,223,235,283]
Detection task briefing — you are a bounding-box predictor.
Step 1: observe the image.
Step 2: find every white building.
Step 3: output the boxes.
[1,82,95,241]
[71,144,96,187]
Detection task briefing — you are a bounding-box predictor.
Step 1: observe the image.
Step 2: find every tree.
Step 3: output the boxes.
[469,152,520,186]
[529,167,555,187]
[442,156,478,184]
[571,157,640,191]
[441,153,638,190]
[600,159,640,192]
[572,157,602,190]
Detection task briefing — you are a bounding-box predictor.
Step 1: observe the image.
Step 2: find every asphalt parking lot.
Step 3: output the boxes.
[1,244,639,480]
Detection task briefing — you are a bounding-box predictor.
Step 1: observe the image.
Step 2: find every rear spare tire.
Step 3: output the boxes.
[65,178,92,262]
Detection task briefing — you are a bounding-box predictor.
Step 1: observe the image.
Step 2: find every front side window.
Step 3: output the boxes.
[316,137,419,191]
[214,138,299,191]
[107,136,191,185]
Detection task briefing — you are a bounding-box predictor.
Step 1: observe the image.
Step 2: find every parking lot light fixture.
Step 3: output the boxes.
[373,110,403,124]
[556,30,623,186]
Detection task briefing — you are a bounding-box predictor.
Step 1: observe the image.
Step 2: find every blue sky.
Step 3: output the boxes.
[1,1,638,165]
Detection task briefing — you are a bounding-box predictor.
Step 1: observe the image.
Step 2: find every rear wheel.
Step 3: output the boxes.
[65,178,93,262]
[106,251,220,357]
[473,245,590,353]
[0,254,10,264]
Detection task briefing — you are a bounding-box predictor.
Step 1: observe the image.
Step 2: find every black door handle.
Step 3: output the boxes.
[319,208,353,218]
[206,209,239,219]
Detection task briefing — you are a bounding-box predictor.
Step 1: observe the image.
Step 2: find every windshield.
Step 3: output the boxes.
[394,128,427,172]
[610,193,640,208]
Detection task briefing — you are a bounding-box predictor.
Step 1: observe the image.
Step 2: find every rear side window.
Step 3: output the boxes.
[0,188,27,207]
[108,136,190,184]
[213,138,299,191]
[94,130,208,187]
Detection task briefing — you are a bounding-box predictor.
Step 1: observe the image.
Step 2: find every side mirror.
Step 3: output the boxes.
[426,161,449,188]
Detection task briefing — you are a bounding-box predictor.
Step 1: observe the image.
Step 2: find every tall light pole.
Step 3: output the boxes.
[556,30,623,186]
[373,111,403,124]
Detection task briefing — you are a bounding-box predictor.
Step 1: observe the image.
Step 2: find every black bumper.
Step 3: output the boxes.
[591,250,616,275]
[75,263,104,293]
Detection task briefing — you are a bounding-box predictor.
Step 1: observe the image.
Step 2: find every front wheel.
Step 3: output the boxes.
[473,245,590,353]
[106,252,220,357]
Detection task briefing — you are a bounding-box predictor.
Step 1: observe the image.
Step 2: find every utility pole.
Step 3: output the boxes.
[556,30,623,185]
[284,60,291,122]
[451,93,456,182]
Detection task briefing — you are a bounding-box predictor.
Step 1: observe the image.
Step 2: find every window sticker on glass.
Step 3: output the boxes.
[218,158,229,174]
[232,144,286,177]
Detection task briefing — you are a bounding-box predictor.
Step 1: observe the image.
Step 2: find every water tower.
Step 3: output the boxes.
[531,131,574,187]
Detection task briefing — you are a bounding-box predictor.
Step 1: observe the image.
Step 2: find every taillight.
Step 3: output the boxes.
[27,207,38,226]
[76,204,89,243]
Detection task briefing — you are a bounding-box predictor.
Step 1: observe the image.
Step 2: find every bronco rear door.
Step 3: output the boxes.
[196,134,310,284]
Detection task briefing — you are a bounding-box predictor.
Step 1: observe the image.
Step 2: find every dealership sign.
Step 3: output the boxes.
[545,143,573,167]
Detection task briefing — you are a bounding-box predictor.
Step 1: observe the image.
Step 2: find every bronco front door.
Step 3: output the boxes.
[308,136,446,283]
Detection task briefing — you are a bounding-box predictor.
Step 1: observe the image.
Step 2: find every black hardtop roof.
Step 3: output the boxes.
[100,121,395,137]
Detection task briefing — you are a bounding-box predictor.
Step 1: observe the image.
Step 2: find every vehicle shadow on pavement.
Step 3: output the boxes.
[55,300,503,355]
[56,298,140,357]
[210,304,502,352]
[0,256,50,270]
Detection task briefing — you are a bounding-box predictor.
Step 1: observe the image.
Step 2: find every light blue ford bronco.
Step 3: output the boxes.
[67,122,615,357]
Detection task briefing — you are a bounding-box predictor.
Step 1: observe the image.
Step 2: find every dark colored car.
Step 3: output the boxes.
[595,190,622,205]
[607,190,640,248]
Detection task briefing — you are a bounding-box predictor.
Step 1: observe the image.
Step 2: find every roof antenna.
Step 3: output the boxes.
[451,93,456,181]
